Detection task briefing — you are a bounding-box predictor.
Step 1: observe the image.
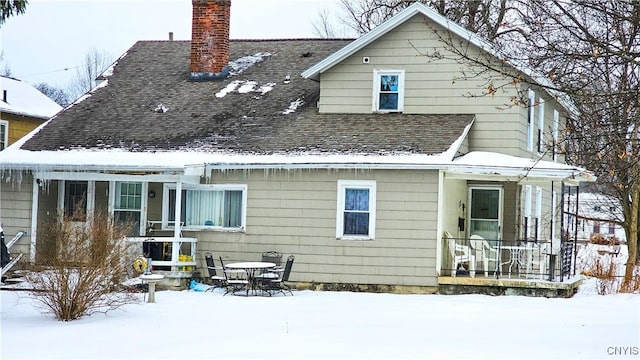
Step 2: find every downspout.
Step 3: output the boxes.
[30,179,39,263]
[435,170,445,276]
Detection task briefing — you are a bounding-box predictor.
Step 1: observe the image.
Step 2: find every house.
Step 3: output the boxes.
[0,75,62,150]
[565,191,626,243]
[0,1,593,296]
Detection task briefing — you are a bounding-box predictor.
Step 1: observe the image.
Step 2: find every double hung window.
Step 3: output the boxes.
[336,180,376,240]
[114,182,143,235]
[164,184,246,230]
[373,70,404,112]
[0,120,7,150]
[527,90,535,152]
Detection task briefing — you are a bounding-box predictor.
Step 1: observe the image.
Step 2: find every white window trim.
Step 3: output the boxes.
[372,69,405,113]
[162,183,247,231]
[527,90,535,152]
[537,98,545,154]
[552,110,559,161]
[112,181,147,236]
[0,119,8,150]
[336,180,376,240]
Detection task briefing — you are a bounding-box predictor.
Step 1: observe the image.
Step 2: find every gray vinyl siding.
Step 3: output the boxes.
[318,13,569,160]
[0,174,33,259]
[189,168,440,287]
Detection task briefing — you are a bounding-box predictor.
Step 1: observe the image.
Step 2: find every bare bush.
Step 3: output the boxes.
[583,255,620,295]
[25,210,139,321]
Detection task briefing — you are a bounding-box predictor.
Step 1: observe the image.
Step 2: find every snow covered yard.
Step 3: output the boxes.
[1,278,638,360]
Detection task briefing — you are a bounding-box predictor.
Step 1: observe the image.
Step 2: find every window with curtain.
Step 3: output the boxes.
[166,185,245,229]
[337,180,376,240]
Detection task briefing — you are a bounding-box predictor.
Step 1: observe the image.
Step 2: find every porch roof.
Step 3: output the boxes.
[446,151,595,184]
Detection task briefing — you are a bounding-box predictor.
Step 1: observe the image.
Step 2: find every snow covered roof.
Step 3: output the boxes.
[448,151,594,184]
[0,76,63,119]
[302,2,576,114]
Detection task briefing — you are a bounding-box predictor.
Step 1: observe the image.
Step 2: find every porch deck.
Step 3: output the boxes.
[438,276,582,297]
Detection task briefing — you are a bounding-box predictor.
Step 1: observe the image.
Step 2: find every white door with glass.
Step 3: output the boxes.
[468,187,502,245]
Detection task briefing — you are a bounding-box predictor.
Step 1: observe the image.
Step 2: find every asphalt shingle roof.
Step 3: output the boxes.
[22,39,473,156]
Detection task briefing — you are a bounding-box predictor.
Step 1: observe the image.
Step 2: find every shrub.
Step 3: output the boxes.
[25,210,139,321]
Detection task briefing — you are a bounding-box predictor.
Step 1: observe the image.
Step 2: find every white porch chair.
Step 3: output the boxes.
[469,235,499,277]
[444,231,475,277]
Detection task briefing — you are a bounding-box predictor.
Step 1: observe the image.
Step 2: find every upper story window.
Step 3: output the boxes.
[336,180,376,240]
[163,184,247,230]
[0,119,8,150]
[537,98,545,154]
[552,110,559,161]
[373,69,404,113]
[527,90,535,152]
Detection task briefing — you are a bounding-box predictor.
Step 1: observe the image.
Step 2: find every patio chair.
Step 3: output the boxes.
[261,251,283,267]
[219,256,250,296]
[469,235,499,277]
[255,251,283,281]
[444,231,475,277]
[203,252,226,292]
[262,255,295,296]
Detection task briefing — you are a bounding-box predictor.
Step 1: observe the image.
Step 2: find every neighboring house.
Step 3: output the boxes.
[565,191,626,243]
[0,1,593,295]
[0,75,63,150]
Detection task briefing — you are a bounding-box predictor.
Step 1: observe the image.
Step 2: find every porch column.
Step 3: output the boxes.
[30,179,39,263]
[172,181,183,271]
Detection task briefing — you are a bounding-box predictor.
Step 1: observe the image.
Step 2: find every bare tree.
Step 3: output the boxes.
[67,48,113,100]
[0,0,28,26]
[35,82,70,107]
[411,0,639,287]
[337,0,519,41]
[312,8,349,38]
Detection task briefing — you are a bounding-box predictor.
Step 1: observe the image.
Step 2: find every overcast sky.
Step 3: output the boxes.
[1,0,346,89]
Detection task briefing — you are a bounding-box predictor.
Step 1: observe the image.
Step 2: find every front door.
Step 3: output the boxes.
[468,186,502,244]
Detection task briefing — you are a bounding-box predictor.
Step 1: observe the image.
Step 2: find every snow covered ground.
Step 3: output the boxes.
[2,243,639,359]
[1,276,638,360]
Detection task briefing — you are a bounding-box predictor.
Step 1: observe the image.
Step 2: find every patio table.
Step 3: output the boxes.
[499,246,527,278]
[225,262,276,295]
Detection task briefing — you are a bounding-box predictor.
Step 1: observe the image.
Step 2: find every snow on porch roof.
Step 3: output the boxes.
[448,151,595,184]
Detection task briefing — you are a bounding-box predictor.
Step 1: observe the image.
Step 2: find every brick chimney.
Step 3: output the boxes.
[190,0,231,81]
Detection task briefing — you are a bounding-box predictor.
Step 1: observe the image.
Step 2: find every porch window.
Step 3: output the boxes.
[373,70,404,112]
[65,181,88,220]
[0,119,7,150]
[336,180,376,240]
[164,184,246,229]
[608,223,615,235]
[114,182,142,236]
[523,185,532,240]
[593,221,600,234]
